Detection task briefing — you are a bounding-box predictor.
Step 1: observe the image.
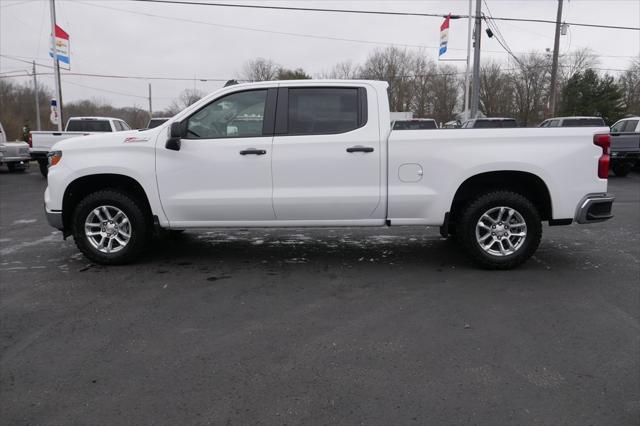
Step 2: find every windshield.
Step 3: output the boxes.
[562,118,605,127]
[66,120,112,132]
[474,119,517,128]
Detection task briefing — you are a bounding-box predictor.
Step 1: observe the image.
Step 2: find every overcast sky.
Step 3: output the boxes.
[1,0,639,111]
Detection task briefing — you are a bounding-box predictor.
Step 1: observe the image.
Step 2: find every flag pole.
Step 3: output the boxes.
[49,0,63,131]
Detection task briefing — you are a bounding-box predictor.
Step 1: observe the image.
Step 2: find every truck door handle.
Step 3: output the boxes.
[239,148,266,155]
[346,146,374,153]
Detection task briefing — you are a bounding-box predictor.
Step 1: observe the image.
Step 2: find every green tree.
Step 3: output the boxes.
[559,69,624,124]
[276,68,311,80]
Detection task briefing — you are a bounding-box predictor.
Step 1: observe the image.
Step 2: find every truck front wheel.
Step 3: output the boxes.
[71,189,149,265]
[457,191,542,269]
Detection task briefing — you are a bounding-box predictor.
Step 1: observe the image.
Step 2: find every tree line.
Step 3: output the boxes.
[1,47,638,140]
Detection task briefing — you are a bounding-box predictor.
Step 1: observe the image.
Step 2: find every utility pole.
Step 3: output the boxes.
[548,0,564,117]
[148,83,153,118]
[32,61,42,131]
[49,0,63,131]
[463,0,473,120]
[470,0,482,118]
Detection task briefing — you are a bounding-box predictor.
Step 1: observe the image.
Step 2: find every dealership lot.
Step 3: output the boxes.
[1,167,638,425]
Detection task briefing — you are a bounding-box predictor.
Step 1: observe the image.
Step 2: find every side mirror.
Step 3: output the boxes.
[166,121,184,151]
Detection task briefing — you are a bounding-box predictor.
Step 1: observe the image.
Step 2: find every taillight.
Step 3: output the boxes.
[28,133,32,148]
[593,133,610,179]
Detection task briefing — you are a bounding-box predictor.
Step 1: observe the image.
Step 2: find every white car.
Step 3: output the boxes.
[30,117,131,176]
[44,80,614,269]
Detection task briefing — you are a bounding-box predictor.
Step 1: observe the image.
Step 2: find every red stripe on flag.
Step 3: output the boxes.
[55,25,69,40]
[440,14,450,31]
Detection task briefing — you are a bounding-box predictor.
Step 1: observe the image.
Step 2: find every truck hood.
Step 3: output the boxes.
[52,128,162,152]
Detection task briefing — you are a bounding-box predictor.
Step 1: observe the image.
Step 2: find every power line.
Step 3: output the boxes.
[77,1,640,59]
[0,0,36,8]
[0,55,234,81]
[63,80,149,99]
[130,0,640,31]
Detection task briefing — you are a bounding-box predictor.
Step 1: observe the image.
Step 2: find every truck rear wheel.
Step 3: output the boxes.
[71,189,149,265]
[456,191,542,269]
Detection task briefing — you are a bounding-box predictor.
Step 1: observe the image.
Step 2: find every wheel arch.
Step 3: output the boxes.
[449,171,553,223]
[62,174,153,235]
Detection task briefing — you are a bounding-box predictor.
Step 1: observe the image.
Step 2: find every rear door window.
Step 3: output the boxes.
[623,120,639,132]
[286,88,361,135]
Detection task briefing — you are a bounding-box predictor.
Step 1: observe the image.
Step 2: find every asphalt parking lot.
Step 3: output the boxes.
[1,165,638,425]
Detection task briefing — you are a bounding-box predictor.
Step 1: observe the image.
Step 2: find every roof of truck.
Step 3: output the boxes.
[545,116,603,120]
[67,117,122,121]
[469,117,516,121]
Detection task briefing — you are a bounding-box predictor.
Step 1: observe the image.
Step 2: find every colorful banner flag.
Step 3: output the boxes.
[49,25,70,65]
[439,14,450,57]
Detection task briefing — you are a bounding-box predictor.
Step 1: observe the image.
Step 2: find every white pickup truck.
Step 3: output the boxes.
[30,117,132,176]
[44,80,614,269]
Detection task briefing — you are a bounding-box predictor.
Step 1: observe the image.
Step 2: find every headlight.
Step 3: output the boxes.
[48,150,62,166]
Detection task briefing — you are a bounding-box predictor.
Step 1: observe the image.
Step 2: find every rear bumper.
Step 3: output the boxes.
[0,156,31,163]
[575,194,615,224]
[30,151,48,160]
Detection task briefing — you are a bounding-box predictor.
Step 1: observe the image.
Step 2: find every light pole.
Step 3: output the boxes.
[548,0,564,117]
[470,0,482,118]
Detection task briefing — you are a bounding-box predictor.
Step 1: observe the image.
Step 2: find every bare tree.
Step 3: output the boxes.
[429,65,460,124]
[319,61,361,79]
[165,88,205,116]
[479,61,515,117]
[360,46,414,111]
[410,54,436,117]
[511,52,550,126]
[618,58,640,115]
[241,58,279,81]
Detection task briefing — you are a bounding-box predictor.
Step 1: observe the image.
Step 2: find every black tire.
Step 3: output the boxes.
[7,163,26,172]
[38,159,48,177]
[612,163,631,177]
[456,191,542,270]
[72,189,149,265]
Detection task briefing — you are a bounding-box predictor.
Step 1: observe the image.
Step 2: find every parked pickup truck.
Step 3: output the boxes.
[609,116,640,176]
[44,80,615,269]
[30,117,131,176]
[0,122,31,172]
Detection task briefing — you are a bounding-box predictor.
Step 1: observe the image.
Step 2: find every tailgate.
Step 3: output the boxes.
[610,133,640,153]
[31,131,91,150]
[2,142,30,157]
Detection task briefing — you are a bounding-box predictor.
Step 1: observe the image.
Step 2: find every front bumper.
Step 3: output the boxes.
[575,194,615,224]
[45,207,64,231]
